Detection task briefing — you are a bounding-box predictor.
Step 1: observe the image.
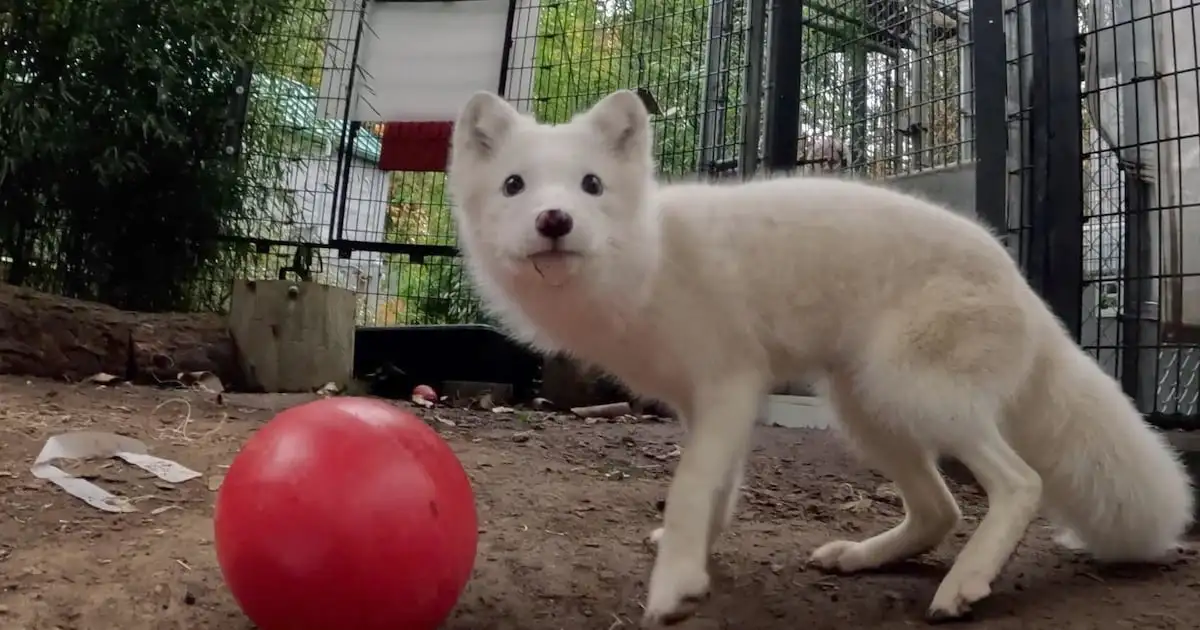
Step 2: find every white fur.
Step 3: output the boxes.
[447,90,1195,626]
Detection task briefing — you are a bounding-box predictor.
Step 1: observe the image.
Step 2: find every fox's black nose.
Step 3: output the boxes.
[535,209,574,239]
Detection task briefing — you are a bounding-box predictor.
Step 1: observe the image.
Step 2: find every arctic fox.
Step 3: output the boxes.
[446,89,1194,626]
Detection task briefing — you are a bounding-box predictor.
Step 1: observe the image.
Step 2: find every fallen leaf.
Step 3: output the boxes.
[570,402,632,419]
[838,497,874,513]
[87,372,122,385]
[412,384,437,403]
[178,371,224,394]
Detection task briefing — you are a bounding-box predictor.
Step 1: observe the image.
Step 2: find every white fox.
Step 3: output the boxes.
[446,89,1194,626]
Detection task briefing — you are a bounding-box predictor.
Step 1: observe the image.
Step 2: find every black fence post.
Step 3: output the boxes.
[1028,0,1084,340]
[762,0,803,172]
[497,0,520,96]
[739,0,768,178]
[971,2,1006,235]
[328,0,372,248]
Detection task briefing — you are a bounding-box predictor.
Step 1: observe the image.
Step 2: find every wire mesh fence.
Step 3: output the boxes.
[791,0,1200,425]
[343,0,765,326]
[795,0,975,178]
[504,0,757,177]
[240,0,767,327]
[1076,0,1200,422]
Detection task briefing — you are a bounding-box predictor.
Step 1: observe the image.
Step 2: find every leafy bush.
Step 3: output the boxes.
[0,0,294,311]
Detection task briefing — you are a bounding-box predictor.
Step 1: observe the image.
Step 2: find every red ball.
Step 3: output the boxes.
[412,384,438,404]
[213,397,477,630]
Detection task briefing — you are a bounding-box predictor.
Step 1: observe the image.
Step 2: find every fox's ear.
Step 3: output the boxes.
[579,90,652,161]
[452,91,520,160]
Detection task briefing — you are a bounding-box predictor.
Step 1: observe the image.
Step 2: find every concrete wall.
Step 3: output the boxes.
[885,161,977,219]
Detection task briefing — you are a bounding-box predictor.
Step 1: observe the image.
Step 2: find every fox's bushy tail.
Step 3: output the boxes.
[1011,335,1194,562]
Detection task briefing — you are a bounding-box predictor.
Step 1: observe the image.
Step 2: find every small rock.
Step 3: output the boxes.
[511,431,534,443]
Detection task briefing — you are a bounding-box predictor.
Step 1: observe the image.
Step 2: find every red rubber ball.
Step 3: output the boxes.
[214,397,477,630]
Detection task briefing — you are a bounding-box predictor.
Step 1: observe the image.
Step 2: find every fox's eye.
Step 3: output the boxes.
[502,175,525,197]
[581,173,603,196]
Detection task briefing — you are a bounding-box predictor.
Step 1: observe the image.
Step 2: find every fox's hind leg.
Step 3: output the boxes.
[925,417,1042,621]
[810,374,962,573]
[838,292,1043,621]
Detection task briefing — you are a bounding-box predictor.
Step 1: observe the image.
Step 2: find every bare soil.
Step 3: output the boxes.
[1,375,1198,630]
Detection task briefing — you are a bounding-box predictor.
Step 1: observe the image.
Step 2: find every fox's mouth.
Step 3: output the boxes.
[526,250,583,282]
[528,250,582,263]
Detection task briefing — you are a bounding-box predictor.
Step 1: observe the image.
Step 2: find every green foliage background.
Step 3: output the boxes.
[0,0,333,311]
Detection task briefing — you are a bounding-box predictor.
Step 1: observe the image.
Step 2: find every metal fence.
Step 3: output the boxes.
[1075,0,1200,423]
[274,0,1200,424]
[792,0,975,176]
[228,0,765,328]
[765,0,1199,426]
[3,0,1198,425]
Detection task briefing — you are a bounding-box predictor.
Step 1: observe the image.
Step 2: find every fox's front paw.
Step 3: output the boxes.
[641,556,710,627]
[809,539,876,573]
[926,570,992,623]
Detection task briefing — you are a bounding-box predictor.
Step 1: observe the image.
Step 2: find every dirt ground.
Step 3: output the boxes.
[1,375,1198,630]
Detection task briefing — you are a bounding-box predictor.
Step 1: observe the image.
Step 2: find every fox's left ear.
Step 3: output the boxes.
[580,90,652,161]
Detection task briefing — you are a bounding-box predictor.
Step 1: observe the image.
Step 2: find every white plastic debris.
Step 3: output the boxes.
[30,431,202,513]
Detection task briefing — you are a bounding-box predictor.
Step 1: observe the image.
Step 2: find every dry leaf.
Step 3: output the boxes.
[178,371,224,394]
[86,372,121,385]
[571,402,632,419]
[838,497,875,513]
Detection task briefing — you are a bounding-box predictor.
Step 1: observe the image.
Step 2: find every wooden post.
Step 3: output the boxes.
[228,279,356,393]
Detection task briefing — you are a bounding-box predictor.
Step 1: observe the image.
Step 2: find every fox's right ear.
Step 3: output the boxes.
[453,91,519,160]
